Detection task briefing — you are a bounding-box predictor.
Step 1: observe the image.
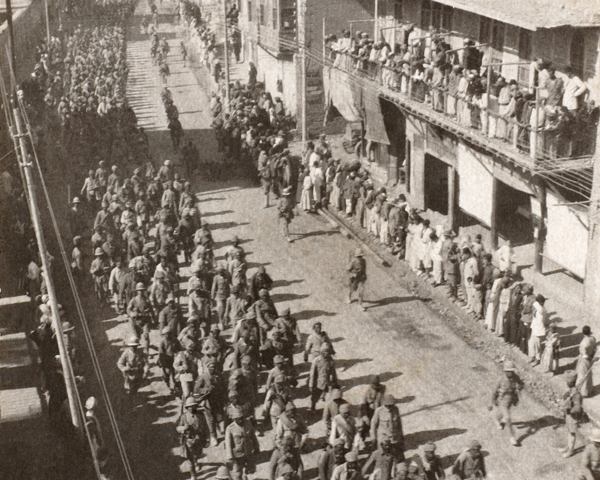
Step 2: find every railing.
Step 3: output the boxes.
[327,50,597,170]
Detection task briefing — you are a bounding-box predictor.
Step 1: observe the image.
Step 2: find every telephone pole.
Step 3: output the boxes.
[222,0,231,110]
[6,0,16,79]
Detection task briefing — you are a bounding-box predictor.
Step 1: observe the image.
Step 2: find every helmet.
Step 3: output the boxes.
[94,248,104,256]
[383,394,395,406]
[126,336,140,346]
[135,282,146,291]
[215,466,230,480]
[164,159,172,166]
[503,360,516,372]
[354,248,364,257]
[72,197,81,204]
[185,396,199,408]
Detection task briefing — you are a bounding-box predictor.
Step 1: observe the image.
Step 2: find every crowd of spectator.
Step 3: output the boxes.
[325,27,599,160]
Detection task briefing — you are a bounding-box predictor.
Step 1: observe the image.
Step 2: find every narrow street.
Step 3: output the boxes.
[72,3,585,480]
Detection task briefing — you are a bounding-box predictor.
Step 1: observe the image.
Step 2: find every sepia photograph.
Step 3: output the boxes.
[1,0,600,478]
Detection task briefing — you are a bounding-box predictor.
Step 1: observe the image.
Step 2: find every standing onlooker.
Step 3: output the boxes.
[562,66,587,112]
[576,325,597,398]
[528,294,548,367]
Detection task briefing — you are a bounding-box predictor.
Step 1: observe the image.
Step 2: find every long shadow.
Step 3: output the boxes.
[206,221,251,230]
[272,279,305,289]
[271,292,310,303]
[513,414,561,443]
[335,358,373,376]
[365,296,419,309]
[293,309,337,322]
[404,427,467,450]
[294,229,338,240]
[338,370,403,389]
[202,210,235,218]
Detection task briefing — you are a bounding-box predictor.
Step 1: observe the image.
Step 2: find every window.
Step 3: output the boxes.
[394,0,403,22]
[479,17,491,44]
[431,2,441,29]
[441,6,453,32]
[491,21,505,52]
[273,7,278,29]
[518,29,531,61]
[259,4,265,26]
[570,30,585,79]
[420,0,431,29]
[247,0,252,21]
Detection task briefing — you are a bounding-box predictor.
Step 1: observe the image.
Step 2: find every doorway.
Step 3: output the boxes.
[495,180,533,246]
[424,153,448,215]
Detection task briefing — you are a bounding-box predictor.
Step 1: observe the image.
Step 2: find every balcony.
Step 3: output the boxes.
[325,52,597,179]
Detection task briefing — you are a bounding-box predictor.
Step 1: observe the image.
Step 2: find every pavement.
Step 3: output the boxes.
[31,2,598,479]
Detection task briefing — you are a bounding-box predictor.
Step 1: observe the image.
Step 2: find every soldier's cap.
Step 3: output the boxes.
[211,324,220,332]
[396,463,408,473]
[408,462,419,473]
[215,466,231,479]
[73,235,82,244]
[285,401,296,412]
[566,371,578,384]
[331,388,342,400]
[164,159,172,166]
[62,321,75,333]
[185,396,199,407]
[135,282,146,291]
[230,406,244,419]
[126,336,140,346]
[155,270,165,279]
[354,248,364,257]
[320,343,332,353]
[370,375,381,386]
[161,325,172,335]
[333,437,345,447]
[274,355,284,364]
[232,235,240,244]
[383,394,395,406]
[280,464,295,475]
[468,440,482,450]
[205,358,217,368]
[282,307,291,315]
[503,360,516,372]
[85,396,98,410]
[259,288,268,297]
[339,404,351,414]
[126,201,134,209]
[166,294,175,303]
[313,321,322,329]
[282,186,293,196]
[143,243,154,253]
[95,247,104,256]
[423,442,436,452]
[344,452,358,463]
[245,310,257,320]
[111,165,118,171]
[72,196,81,204]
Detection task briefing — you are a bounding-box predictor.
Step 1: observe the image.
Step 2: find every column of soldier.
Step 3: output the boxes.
[73,153,486,480]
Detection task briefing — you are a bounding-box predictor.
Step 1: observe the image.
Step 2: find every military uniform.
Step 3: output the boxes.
[117,348,144,393]
[225,418,259,480]
[492,368,523,445]
[178,406,207,480]
[370,404,404,460]
[309,353,338,409]
[127,294,153,357]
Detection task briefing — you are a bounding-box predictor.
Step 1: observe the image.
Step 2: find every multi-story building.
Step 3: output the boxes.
[319,0,600,309]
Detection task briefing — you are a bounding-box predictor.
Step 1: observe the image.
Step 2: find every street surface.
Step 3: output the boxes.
[72,2,588,479]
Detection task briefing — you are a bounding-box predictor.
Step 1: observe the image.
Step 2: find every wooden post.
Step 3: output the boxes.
[374,0,378,40]
[448,164,456,232]
[490,177,498,250]
[530,85,539,159]
[486,65,492,137]
[533,181,546,272]
[6,0,16,79]
[223,0,231,110]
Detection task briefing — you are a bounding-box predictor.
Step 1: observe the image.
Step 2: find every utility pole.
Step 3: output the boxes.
[6,0,16,79]
[222,0,231,110]
[12,104,81,430]
[298,0,307,144]
[45,0,51,47]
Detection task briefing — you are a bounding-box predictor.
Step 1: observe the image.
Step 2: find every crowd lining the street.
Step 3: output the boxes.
[324,27,598,160]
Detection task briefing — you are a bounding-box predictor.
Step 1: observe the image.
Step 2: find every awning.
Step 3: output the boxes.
[545,191,589,279]
[457,143,494,226]
[323,66,362,123]
[362,88,390,145]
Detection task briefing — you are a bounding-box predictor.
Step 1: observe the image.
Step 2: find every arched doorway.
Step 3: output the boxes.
[570,30,585,79]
